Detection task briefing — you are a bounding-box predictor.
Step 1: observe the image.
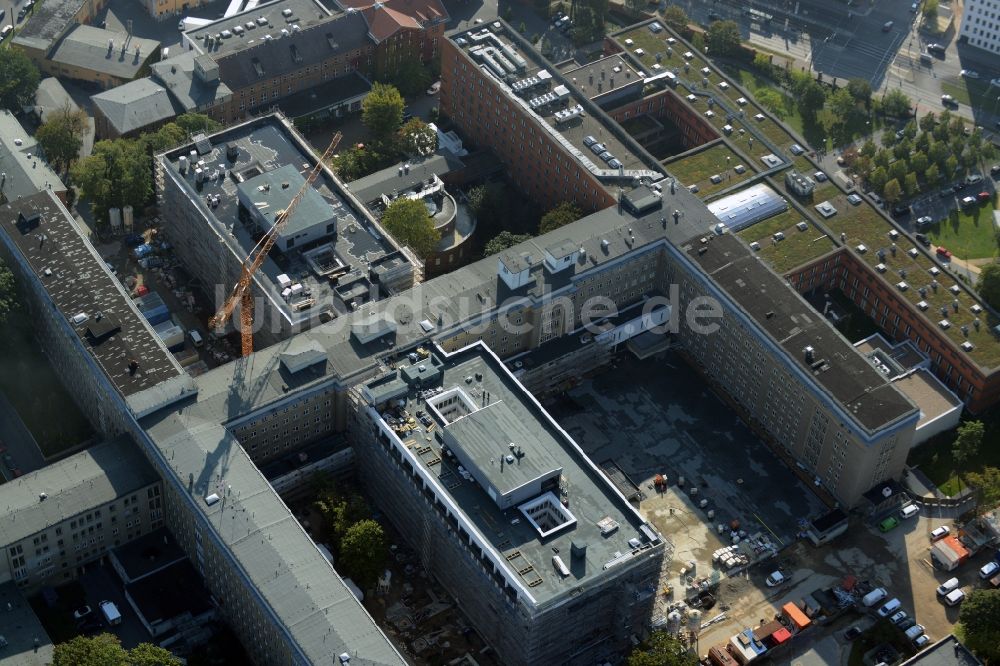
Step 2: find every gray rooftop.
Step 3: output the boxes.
[110,527,187,582]
[0,191,182,396]
[0,111,66,201]
[900,635,981,666]
[214,13,369,90]
[362,344,661,605]
[33,78,78,124]
[185,0,336,58]
[684,231,918,434]
[447,21,664,189]
[92,78,179,135]
[236,163,335,238]
[0,437,159,548]
[158,115,405,328]
[12,0,88,51]
[346,153,465,204]
[49,26,161,81]
[150,52,233,113]
[131,383,407,665]
[562,54,644,103]
[0,582,54,666]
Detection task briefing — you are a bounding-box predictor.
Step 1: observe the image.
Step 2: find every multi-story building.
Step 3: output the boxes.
[0,437,163,591]
[356,343,664,665]
[0,110,67,204]
[330,0,448,73]
[960,0,1000,55]
[155,113,414,347]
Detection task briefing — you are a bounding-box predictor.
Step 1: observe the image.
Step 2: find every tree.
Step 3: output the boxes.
[752,52,773,74]
[919,111,937,133]
[0,259,15,323]
[925,163,940,184]
[661,5,689,34]
[868,166,888,193]
[626,631,698,666]
[397,118,437,156]
[390,59,432,97]
[539,201,582,234]
[53,634,128,666]
[883,178,902,204]
[953,420,985,491]
[70,139,152,225]
[0,47,41,111]
[903,172,919,197]
[881,89,912,118]
[967,467,1000,510]
[144,123,188,153]
[484,231,532,257]
[923,0,939,23]
[706,20,741,57]
[339,519,386,588]
[380,197,440,257]
[978,264,1000,310]
[35,105,88,173]
[798,80,827,121]
[466,182,509,230]
[847,78,873,109]
[362,83,405,142]
[959,589,1000,661]
[173,112,221,134]
[755,89,787,118]
[128,643,184,666]
[860,139,877,159]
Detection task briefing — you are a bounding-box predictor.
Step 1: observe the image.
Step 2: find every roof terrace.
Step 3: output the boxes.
[362,343,662,606]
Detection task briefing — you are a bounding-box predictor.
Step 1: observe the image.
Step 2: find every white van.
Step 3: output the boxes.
[877,598,902,617]
[188,329,204,347]
[936,577,960,596]
[945,588,965,606]
[862,587,887,607]
[765,571,785,587]
[900,503,919,519]
[99,600,121,626]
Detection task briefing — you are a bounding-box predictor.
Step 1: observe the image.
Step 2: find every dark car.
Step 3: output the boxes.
[915,233,931,246]
[991,165,1000,177]
[898,617,917,631]
[953,181,967,192]
[844,626,862,641]
[892,203,911,216]
[78,617,104,635]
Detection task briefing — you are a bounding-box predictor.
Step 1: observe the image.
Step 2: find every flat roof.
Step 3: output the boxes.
[892,369,963,428]
[33,78,78,124]
[684,232,917,434]
[900,635,981,665]
[158,114,405,328]
[0,191,181,396]
[49,27,161,80]
[111,527,187,582]
[363,344,662,605]
[0,111,66,201]
[185,0,337,58]
[447,21,664,191]
[276,70,372,118]
[12,0,87,50]
[237,163,335,238]
[0,582,54,666]
[347,153,465,204]
[562,54,643,102]
[0,437,159,547]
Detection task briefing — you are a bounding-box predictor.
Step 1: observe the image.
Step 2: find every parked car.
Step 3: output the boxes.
[944,588,965,606]
[905,624,926,641]
[879,516,899,532]
[953,181,968,192]
[892,202,911,216]
[961,196,978,208]
[937,246,952,259]
[930,525,950,541]
[978,191,991,203]
[941,94,957,107]
[78,617,104,635]
[914,634,931,648]
[877,598,902,617]
[915,233,931,247]
[991,165,1000,177]
[426,81,441,95]
[980,561,1000,579]
[966,174,984,185]
[862,587,888,606]
[961,69,981,79]
[844,626,862,641]
[900,503,919,519]
[582,135,598,147]
[765,571,785,587]
[889,610,909,625]
[72,605,92,621]
[916,216,933,227]
[927,43,946,53]
[936,577,960,596]
[899,617,917,630]
[847,193,863,205]
[0,24,11,39]
[867,191,884,207]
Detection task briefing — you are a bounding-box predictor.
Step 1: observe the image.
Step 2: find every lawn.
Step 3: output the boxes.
[663,142,756,197]
[0,307,93,458]
[926,196,999,260]
[941,76,996,110]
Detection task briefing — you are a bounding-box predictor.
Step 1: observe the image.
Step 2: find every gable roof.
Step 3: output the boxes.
[215,13,370,90]
[92,78,179,135]
[49,26,162,81]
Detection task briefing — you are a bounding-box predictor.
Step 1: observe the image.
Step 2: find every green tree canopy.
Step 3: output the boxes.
[539,201,582,234]
[362,83,405,142]
[0,47,41,110]
[339,519,386,587]
[706,20,741,56]
[923,0,939,20]
[903,172,919,196]
[483,231,532,257]
[925,163,940,184]
[0,259,15,323]
[847,78,873,108]
[883,178,902,204]
[959,589,1000,661]
[380,197,440,257]
[977,264,1000,310]
[390,59,433,97]
[919,111,937,133]
[661,5,689,33]
[626,631,698,666]
[755,89,787,118]
[967,467,1000,510]
[127,642,184,666]
[466,182,509,230]
[53,634,128,666]
[35,105,89,173]
[173,112,221,134]
[397,118,437,156]
[70,138,152,225]
[881,89,912,118]
[953,420,985,490]
[144,123,188,153]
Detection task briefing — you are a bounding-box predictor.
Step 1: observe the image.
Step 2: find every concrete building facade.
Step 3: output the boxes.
[960,0,1000,55]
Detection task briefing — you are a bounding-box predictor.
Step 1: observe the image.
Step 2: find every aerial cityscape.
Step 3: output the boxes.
[0,0,999,662]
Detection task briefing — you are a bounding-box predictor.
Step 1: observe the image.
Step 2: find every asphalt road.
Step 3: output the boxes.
[0,390,46,481]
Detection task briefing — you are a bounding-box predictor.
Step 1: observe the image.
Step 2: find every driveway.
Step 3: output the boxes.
[77,561,150,649]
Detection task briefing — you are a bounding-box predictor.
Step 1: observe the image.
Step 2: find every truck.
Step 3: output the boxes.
[930,535,970,571]
[99,600,121,626]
